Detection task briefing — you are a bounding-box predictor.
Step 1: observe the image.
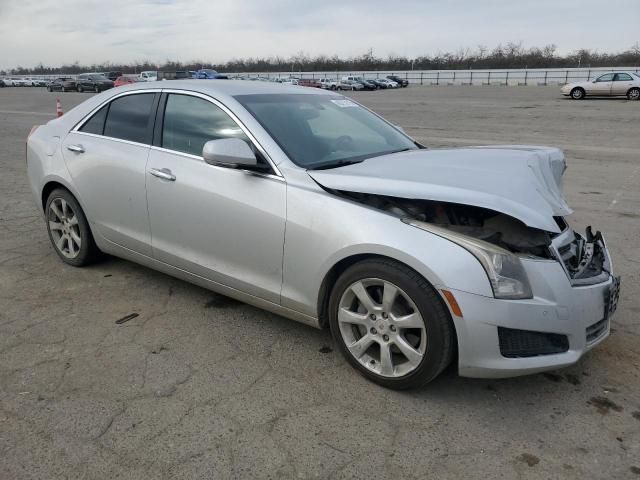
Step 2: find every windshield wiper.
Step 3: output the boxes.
[309,159,365,170]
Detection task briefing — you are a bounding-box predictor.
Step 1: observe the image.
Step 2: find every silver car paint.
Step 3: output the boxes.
[26,80,615,378]
[561,70,640,96]
[308,146,570,233]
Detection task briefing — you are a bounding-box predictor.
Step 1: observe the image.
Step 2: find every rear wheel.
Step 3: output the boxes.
[570,87,585,100]
[328,258,455,389]
[45,189,101,267]
[627,88,640,101]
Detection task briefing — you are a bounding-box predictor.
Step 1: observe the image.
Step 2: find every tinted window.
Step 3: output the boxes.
[614,73,633,81]
[79,105,108,135]
[162,94,248,156]
[595,73,614,82]
[103,93,155,144]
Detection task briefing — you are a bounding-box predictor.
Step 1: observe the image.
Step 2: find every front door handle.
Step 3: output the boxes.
[149,168,176,181]
[66,144,85,153]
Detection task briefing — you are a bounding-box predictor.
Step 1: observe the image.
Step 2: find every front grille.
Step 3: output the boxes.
[586,318,608,343]
[498,327,569,358]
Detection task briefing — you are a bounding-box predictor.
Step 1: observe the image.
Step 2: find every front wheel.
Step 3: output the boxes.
[328,258,455,389]
[570,87,585,100]
[45,189,101,267]
[627,88,640,101]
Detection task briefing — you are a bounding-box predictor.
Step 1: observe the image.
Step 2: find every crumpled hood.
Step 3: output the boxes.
[308,145,572,233]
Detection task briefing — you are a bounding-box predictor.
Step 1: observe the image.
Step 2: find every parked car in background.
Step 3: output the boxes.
[27,81,619,389]
[76,73,114,92]
[193,69,228,79]
[102,71,123,82]
[175,71,191,80]
[561,71,640,100]
[358,79,378,90]
[6,77,28,86]
[370,79,389,89]
[378,78,399,88]
[298,79,322,88]
[139,71,158,82]
[337,80,364,91]
[114,76,144,87]
[387,75,409,87]
[0,79,5,88]
[319,78,338,90]
[46,77,76,92]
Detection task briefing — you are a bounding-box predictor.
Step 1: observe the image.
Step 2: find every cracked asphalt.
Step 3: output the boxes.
[1,86,639,479]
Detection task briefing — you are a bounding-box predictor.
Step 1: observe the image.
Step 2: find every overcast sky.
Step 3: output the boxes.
[1,0,638,69]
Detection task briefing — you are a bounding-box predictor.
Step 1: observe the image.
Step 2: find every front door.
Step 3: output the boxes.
[146,92,286,303]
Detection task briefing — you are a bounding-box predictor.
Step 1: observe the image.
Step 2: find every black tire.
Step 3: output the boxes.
[627,87,640,101]
[47,86,52,92]
[77,85,83,93]
[45,188,101,267]
[328,258,455,390]
[570,87,585,100]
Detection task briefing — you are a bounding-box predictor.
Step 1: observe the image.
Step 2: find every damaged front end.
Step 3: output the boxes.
[337,191,612,287]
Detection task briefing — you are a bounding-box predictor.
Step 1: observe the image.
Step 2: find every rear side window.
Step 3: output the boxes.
[161,94,248,156]
[103,93,156,144]
[614,73,633,81]
[79,105,108,135]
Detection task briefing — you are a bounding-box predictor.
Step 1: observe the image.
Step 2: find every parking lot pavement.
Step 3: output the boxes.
[1,86,639,479]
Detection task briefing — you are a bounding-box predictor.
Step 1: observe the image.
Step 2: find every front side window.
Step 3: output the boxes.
[103,93,155,144]
[614,73,633,81]
[595,73,614,82]
[161,94,248,156]
[235,93,417,169]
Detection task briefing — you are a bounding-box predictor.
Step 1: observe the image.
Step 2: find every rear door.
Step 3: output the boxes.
[611,73,634,95]
[587,73,614,95]
[62,91,160,255]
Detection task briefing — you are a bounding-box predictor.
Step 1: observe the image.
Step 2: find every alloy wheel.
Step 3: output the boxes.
[629,88,640,100]
[338,278,426,378]
[47,198,82,258]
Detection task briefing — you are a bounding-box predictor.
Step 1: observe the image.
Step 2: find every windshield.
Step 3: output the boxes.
[235,94,417,169]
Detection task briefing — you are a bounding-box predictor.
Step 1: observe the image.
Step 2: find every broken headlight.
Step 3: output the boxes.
[404,219,533,300]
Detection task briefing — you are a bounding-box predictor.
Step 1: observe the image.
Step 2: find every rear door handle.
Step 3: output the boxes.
[66,144,85,153]
[149,168,176,181]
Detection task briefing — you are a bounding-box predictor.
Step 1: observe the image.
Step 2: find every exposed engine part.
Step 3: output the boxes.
[338,191,552,257]
[554,226,607,282]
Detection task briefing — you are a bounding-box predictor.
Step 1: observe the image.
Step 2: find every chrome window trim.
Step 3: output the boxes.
[72,130,151,149]
[71,87,283,178]
[160,88,282,178]
[72,89,163,133]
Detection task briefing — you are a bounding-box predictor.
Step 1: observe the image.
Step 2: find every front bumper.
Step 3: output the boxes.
[449,242,618,378]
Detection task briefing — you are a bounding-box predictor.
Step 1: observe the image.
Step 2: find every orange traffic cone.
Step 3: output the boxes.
[56,99,63,117]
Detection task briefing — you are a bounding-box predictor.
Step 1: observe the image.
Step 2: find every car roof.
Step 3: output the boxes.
[114,79,335,97]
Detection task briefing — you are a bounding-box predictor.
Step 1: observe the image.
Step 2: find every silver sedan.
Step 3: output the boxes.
[561,71,640,100]
[26,81,619,389]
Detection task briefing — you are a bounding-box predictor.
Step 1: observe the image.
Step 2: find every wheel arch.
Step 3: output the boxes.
[316,252,454,331]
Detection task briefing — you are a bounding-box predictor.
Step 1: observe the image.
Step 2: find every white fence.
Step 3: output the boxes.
[3,66,640,86]
[226,67,640,86]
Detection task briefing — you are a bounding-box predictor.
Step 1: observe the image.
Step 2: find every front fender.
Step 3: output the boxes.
[280,182,493,318]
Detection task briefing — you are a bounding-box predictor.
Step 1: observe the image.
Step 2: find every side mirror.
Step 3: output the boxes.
[203,138,257,169]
